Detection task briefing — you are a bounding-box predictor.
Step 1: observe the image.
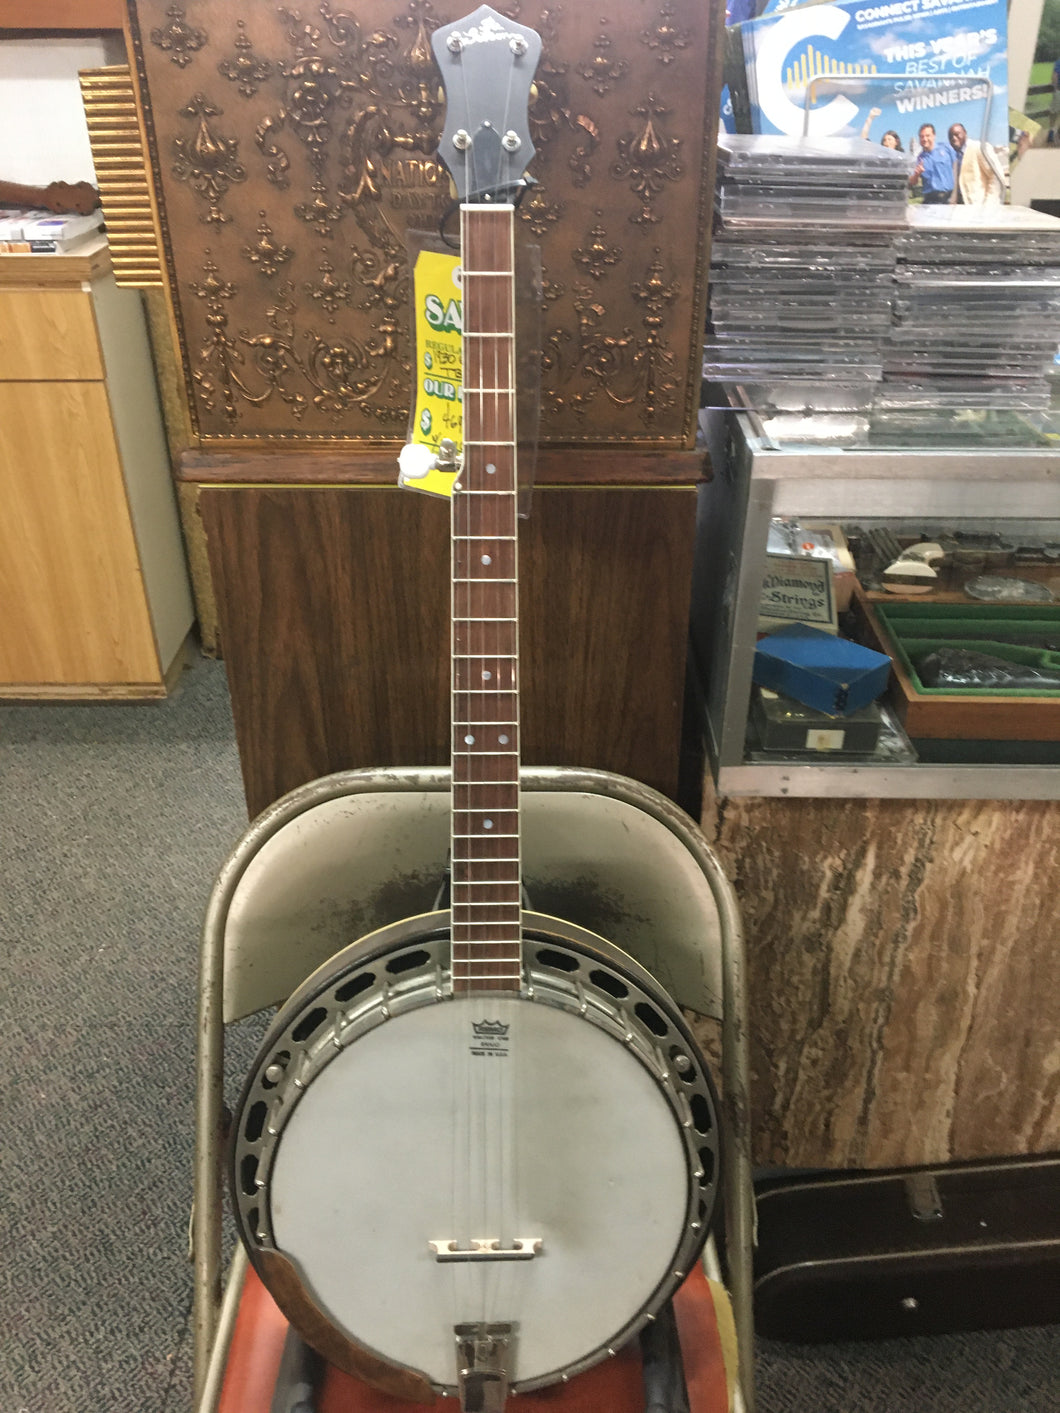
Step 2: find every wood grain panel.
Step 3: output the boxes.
[0,242,111,287]
[700,780,1060,1170]
[520,490,694,792]
[201,488,452,815]
[200,486,695,818]
[180,447,711,488]
[0,0,125,26]
[0,380,161,684]
[0,288,104,381]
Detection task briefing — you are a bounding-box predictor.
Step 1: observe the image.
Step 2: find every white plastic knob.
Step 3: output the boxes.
[397,442,436,483]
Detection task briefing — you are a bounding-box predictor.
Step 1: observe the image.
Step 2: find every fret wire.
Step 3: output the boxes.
[452,925,521,932]
[452,978,523,985]
[452,825,522,836]
[451,789,519,795]
[453,577,517,584]
[451,859,520,866]
[452,968,522,974]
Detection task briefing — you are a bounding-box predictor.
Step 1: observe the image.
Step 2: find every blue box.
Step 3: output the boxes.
[753,624,891,717]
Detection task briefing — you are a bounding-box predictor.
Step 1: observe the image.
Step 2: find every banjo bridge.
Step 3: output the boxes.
[429,1236,542,1262]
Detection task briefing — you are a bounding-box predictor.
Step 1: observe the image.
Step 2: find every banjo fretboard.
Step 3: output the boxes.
[450,204,521,996]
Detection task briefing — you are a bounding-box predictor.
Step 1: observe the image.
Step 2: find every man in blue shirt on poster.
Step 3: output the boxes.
[910,122,956,204]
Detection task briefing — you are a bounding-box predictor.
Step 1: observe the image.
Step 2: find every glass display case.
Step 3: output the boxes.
[692,409,1060,799]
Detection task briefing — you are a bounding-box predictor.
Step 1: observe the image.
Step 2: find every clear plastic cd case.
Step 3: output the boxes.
[703,135,1060,431]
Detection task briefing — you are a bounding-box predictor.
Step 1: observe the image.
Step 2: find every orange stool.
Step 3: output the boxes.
[218,1263,735,1413]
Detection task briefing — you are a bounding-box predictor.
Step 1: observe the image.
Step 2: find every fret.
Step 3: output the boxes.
[452,968,521,976]
[461,440,516,446]
[451,970,522,977]
[451,925,521,933]
[453,577,517,584]
[451,978,523,988]
[451,859,521,867]
[454,653,517,659]
[452,798,519,809]
[452,616,518,623]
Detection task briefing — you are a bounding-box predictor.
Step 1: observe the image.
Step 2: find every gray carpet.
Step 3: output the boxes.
[0,651,1056,1411]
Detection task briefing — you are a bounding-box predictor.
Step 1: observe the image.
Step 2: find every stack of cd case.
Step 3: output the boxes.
[703,135,914,423]
[878,205,1060,413]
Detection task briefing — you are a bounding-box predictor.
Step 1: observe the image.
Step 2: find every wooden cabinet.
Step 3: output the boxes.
[198,484,698,818]
[0,242,193,696]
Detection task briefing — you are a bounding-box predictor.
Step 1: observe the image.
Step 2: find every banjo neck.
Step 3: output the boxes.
[450,202,522,997]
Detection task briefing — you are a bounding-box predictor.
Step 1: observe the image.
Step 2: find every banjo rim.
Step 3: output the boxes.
[230,910,722,1395]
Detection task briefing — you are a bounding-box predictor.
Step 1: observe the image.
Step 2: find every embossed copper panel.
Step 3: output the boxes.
[126,0,723,447]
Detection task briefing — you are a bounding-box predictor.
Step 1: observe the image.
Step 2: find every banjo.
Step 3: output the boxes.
[230,8,720,1407]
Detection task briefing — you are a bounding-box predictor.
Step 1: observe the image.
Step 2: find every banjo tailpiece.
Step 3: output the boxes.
[456,1323,513,1413]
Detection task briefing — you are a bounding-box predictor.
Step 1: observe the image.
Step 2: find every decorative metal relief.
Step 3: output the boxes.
[219,21,273,98]
[171,94,247,223]
[613,94,683,226]
[151,5,207,67]
[129,0,717,446]
[543,244,681,429]
[572,213,622,281]
[243,211,294,278]
[578,27,628,98]
[642,3,692,67]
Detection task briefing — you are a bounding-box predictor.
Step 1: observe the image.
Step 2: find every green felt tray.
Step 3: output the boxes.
[871,604,1060,698]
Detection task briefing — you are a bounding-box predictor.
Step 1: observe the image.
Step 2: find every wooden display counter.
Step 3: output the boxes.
[0,240,193,696]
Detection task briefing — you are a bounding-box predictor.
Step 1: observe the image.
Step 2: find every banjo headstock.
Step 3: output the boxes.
[431,5,541,203]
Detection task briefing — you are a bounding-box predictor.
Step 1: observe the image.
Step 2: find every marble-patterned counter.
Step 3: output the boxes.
[700,783,1060,1169]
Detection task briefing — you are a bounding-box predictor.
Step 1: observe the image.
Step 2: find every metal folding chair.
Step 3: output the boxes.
[193,766,754,1412]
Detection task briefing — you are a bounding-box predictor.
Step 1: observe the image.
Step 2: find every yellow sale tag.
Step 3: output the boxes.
[400,248,463,499]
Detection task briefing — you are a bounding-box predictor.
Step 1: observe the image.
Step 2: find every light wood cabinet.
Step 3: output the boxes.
[0,241,193,696]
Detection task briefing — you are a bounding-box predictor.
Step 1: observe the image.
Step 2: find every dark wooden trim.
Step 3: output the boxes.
[178,445,711,487]
[0,0,125,29]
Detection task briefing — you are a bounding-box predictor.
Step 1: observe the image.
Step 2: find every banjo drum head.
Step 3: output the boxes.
[233,916,719,1394]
